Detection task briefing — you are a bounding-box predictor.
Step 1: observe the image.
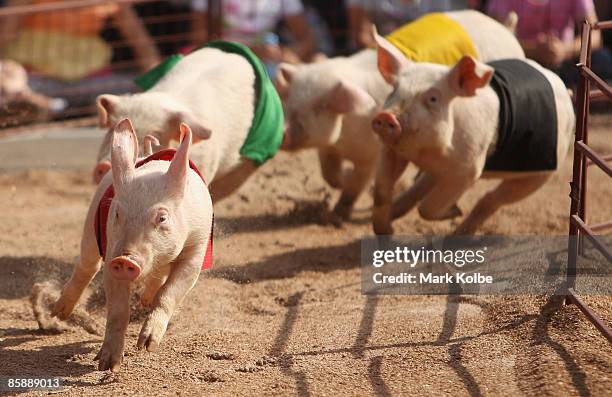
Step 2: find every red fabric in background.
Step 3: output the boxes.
[94,149,213,270]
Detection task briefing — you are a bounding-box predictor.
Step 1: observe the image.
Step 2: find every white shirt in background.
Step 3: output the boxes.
[191,0,304,44]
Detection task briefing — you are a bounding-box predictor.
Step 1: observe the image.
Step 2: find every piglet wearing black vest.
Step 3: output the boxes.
[370,32,575,235]
[52,119,213,372]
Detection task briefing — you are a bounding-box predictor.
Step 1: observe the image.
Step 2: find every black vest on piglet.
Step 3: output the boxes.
[484,59,558,172]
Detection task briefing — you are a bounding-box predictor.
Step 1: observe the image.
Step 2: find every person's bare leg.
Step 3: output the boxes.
[114,4,161,71]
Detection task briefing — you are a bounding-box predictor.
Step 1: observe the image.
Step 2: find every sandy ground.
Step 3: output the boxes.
[0,115,611,397]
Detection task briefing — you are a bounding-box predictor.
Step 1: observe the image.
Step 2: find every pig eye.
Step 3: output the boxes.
[156,209,170,226]
[423,89,442,110]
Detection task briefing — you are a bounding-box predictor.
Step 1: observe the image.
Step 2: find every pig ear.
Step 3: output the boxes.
[166,123,192,195]
[325,81,376,114]
[448,56,494,97]
[173,111,211,142]
[373,25,410,86]
[96,94,120,128]
[110,118,138,190]
[143,134,161,156]
[279,63,297,84]
[275,63,297,98]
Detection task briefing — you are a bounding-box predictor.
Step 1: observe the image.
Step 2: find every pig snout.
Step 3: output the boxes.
[372,112,402,145]
[93,161,111,184]
[108,255,142,281]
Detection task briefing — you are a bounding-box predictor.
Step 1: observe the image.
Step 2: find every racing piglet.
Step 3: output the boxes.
[52,119,213,372]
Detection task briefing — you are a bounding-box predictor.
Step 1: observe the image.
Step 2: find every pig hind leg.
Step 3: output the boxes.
[52,230,102,320]
[209,159,258,201]
[318,148,343,189]
[329,157,376,225]
[453,174,551,235]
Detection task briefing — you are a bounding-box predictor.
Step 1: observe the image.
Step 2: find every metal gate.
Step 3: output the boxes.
[566,19,612,343]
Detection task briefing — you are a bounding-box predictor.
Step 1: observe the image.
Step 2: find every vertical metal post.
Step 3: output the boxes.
[566,21,591,297]
[578,22,592,256]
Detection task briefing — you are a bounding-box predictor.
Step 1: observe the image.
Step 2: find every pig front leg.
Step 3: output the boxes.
[52,228,102,319]
[318,148,343,189]
[372,146,409,235]
[453,174,550,234]
[417,176,475,222]
[139,268,169,308]
[96,270,131,372]
[391,172,437,220]
[137,252,201,351]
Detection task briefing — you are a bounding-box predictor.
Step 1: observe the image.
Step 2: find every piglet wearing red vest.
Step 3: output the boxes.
[51,119,213,372]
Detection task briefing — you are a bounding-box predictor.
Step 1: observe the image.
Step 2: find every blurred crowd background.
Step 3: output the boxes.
[0,0,611,126]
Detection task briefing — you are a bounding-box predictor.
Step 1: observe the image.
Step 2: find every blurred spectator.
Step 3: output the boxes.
[467,0,488,12]
[189,0,317,68]
[487,0,611,85]
[347,0,467,49]
[0,59,66,125]
[113,1,193,59]
[0,0,160,81]
[305,0,351,55]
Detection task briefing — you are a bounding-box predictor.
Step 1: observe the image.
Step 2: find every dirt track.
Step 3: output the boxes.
[0,116,611,396]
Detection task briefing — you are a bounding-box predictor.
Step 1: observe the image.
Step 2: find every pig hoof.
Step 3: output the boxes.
[449,204,463,219]
[95,345,123,372]
[332,204,352,222]
[373,222,394,236]
[51,297,75,320]
[139,296,153,309]
[320,210,344,228]
[137,315,168,352]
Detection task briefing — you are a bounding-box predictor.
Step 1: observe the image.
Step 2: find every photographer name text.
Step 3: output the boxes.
[373,272,493,284]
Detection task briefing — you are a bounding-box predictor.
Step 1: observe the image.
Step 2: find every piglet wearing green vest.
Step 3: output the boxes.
[92,41,284,201]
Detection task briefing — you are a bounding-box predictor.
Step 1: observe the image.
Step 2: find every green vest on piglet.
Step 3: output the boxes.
[135,41,284,166]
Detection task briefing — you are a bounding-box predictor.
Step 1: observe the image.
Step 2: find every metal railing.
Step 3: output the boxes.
[566,19,612,343]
